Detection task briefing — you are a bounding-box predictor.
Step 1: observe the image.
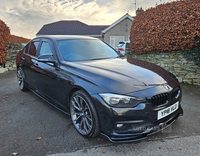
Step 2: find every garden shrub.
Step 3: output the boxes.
[9,35,30,43]
[0,20,10,64]
[130,0,200,54]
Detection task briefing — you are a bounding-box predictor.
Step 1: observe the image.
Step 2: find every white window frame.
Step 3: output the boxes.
[110,36,115,48]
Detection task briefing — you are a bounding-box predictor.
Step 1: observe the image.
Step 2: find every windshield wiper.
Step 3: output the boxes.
[90,57,113,60]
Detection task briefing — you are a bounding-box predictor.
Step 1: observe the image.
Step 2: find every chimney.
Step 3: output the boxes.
[136,7,144,15]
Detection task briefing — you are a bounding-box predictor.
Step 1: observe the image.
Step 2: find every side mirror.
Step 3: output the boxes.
[37,54,56,64]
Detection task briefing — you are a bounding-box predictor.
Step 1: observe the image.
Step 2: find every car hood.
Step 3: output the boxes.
[63,58,177,94]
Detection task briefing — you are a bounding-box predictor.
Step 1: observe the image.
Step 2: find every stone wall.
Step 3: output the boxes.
[5,43,22,71]
[127,51,200,85]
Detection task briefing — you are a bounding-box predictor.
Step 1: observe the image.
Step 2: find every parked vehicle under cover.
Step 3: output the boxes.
[16,36,183,143]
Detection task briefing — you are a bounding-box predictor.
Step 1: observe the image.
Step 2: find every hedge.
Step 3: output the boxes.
[130,0,200,54]
[9,35,30,43]
[0,20,10,64]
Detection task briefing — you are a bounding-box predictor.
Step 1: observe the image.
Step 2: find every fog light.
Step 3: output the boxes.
[116,124,124,128]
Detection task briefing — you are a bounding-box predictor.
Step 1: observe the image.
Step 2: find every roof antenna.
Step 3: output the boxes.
[132,0,136,13]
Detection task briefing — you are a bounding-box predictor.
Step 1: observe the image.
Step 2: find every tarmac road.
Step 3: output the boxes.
[0,71,200,156]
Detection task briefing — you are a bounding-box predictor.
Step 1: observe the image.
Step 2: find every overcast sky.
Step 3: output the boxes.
[0,0,176,39]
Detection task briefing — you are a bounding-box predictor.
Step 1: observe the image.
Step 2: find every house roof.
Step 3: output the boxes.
[101,13,134,34]
[35,35,99,41]
[36,21,109,36]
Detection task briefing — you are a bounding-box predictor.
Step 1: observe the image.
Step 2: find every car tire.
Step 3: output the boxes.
[70,90,100,138]
[17,67,29,91]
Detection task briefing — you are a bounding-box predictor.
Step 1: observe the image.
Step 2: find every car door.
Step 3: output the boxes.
[21,39,40,87]
[34,39,67,107]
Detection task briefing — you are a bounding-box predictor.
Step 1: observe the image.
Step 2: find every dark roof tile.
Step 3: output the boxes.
[36,21,109,36]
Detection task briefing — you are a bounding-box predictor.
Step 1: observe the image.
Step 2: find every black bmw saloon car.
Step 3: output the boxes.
[16,36,183,143]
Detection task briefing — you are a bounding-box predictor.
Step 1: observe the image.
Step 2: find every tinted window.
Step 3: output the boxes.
[57,39,119,61]
[29,41,40,56]
[24,42,31,54]
[39,42,53,55]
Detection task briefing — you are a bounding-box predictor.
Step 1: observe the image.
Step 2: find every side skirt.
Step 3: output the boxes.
[27,83,70,116]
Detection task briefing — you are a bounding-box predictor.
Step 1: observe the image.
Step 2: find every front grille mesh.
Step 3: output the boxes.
[151,87,180,107]
[151,93,169,106]
[171,87,180,100]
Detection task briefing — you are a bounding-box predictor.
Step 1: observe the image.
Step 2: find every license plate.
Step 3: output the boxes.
[157,102,179,120]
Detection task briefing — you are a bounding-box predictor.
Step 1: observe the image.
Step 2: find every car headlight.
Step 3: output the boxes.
[99,93,146,108]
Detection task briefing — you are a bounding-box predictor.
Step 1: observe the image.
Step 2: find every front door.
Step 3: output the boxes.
[33,39,66,106]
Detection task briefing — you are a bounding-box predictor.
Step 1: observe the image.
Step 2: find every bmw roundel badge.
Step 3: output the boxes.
[164,85,170,90]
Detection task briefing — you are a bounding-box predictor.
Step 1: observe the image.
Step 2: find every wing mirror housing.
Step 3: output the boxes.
[37,54,56,64]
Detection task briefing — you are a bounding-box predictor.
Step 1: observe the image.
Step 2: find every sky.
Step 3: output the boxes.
[0,0,177,39]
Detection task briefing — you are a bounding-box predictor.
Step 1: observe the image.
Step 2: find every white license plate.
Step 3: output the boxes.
[157,102,179,120]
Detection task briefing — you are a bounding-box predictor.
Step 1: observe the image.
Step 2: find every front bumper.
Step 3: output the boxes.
[100,109,183,143]
[91,86,183,143]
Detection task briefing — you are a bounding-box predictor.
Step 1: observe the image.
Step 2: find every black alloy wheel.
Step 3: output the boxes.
[70,90,100,138]
[17,67,28,91]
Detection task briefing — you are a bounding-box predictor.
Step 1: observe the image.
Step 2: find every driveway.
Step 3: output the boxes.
[0,71,200,156]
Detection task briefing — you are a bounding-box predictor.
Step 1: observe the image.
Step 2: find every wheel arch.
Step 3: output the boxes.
[67,85,92,107]
[16,64,21,69]
[68,85,101,137]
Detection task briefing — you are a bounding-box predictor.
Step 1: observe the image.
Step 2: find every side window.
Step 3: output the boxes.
[39,41,53,55]
[29,41,40,56]
[24,42,31,54]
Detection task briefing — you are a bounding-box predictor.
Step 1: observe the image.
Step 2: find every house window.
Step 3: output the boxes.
[110,36,125,49]
[110,36,115,48]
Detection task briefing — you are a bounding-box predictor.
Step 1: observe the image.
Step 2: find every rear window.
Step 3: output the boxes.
[29,41,40,56]
[24,42,31,54]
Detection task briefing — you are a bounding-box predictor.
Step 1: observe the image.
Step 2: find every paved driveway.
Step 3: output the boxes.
[0,71,200,156]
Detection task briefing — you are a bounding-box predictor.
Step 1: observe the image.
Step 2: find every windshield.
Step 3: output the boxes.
[57,39,119,61]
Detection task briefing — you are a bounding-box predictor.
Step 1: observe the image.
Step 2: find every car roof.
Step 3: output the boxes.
[34,35,98,41]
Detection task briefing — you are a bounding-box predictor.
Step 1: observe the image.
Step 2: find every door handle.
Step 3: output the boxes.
[55,68,60,71]
[34,63,38,66]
